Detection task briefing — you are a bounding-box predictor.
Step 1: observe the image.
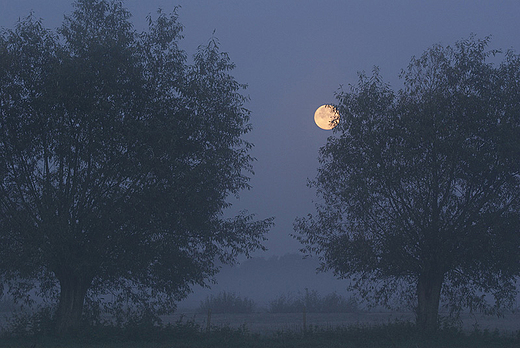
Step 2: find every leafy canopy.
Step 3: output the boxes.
[295,36,520,317]
[0,0,272,322]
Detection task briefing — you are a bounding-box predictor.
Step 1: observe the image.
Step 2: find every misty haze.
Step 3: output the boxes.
[1,1,520,347]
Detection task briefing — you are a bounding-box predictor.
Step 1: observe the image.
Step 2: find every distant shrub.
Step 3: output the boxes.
[269,289,359,313]
[199,291,256,314]
[268,292,304,313]
[320,292,359,313]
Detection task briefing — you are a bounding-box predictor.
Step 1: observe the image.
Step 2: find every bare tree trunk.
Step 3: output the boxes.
[416,271,444,333]
[55,273,91,335]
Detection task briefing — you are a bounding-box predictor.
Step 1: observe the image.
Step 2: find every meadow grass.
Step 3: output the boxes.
[1,320,519,348]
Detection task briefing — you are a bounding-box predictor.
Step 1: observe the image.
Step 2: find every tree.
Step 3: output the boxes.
[0,0,272,334]
[294,37,520,333]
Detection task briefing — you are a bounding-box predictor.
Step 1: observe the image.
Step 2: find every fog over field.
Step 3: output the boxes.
[178,253,352,309]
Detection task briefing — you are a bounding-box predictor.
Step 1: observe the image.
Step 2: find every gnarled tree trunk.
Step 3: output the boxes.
[416,271,444,333]
[55,272,92,335]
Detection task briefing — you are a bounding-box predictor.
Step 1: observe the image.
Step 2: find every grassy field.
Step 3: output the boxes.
[1,323,519,348]
[166,310,520,334]
[1,312,520,348]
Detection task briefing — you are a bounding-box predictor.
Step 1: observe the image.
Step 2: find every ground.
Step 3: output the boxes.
[167,310,520,334]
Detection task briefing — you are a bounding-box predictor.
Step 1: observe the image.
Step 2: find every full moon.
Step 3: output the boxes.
[314,105,339,130]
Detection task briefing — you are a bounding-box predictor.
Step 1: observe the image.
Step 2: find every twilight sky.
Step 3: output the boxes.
[2,1,520,257]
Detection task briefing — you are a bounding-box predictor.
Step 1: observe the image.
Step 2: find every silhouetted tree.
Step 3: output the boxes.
[295,37,520,333]
[0,0,272,334]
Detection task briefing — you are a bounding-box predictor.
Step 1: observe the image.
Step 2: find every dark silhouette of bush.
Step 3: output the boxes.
[199,291,256,314]
[269,289,359,313]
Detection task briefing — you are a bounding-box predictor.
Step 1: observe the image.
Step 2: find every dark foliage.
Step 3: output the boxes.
[295,36,520,333]
[0,0,272,334]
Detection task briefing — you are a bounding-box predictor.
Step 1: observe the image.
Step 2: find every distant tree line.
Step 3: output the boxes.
[197,290,359,314]
[198,291,256,314]
[268,289,359,314]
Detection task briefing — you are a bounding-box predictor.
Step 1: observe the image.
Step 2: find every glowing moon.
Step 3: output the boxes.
[314,105,339,130]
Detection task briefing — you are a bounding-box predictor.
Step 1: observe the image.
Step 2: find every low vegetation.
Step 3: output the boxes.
[198,291,257,314]
[1,319,519,348]
[269,289,359,313]
[196,289,360,314]
[1,291,518,347]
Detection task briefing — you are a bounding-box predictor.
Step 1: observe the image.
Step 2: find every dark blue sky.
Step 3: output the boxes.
[2,0,520,257]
